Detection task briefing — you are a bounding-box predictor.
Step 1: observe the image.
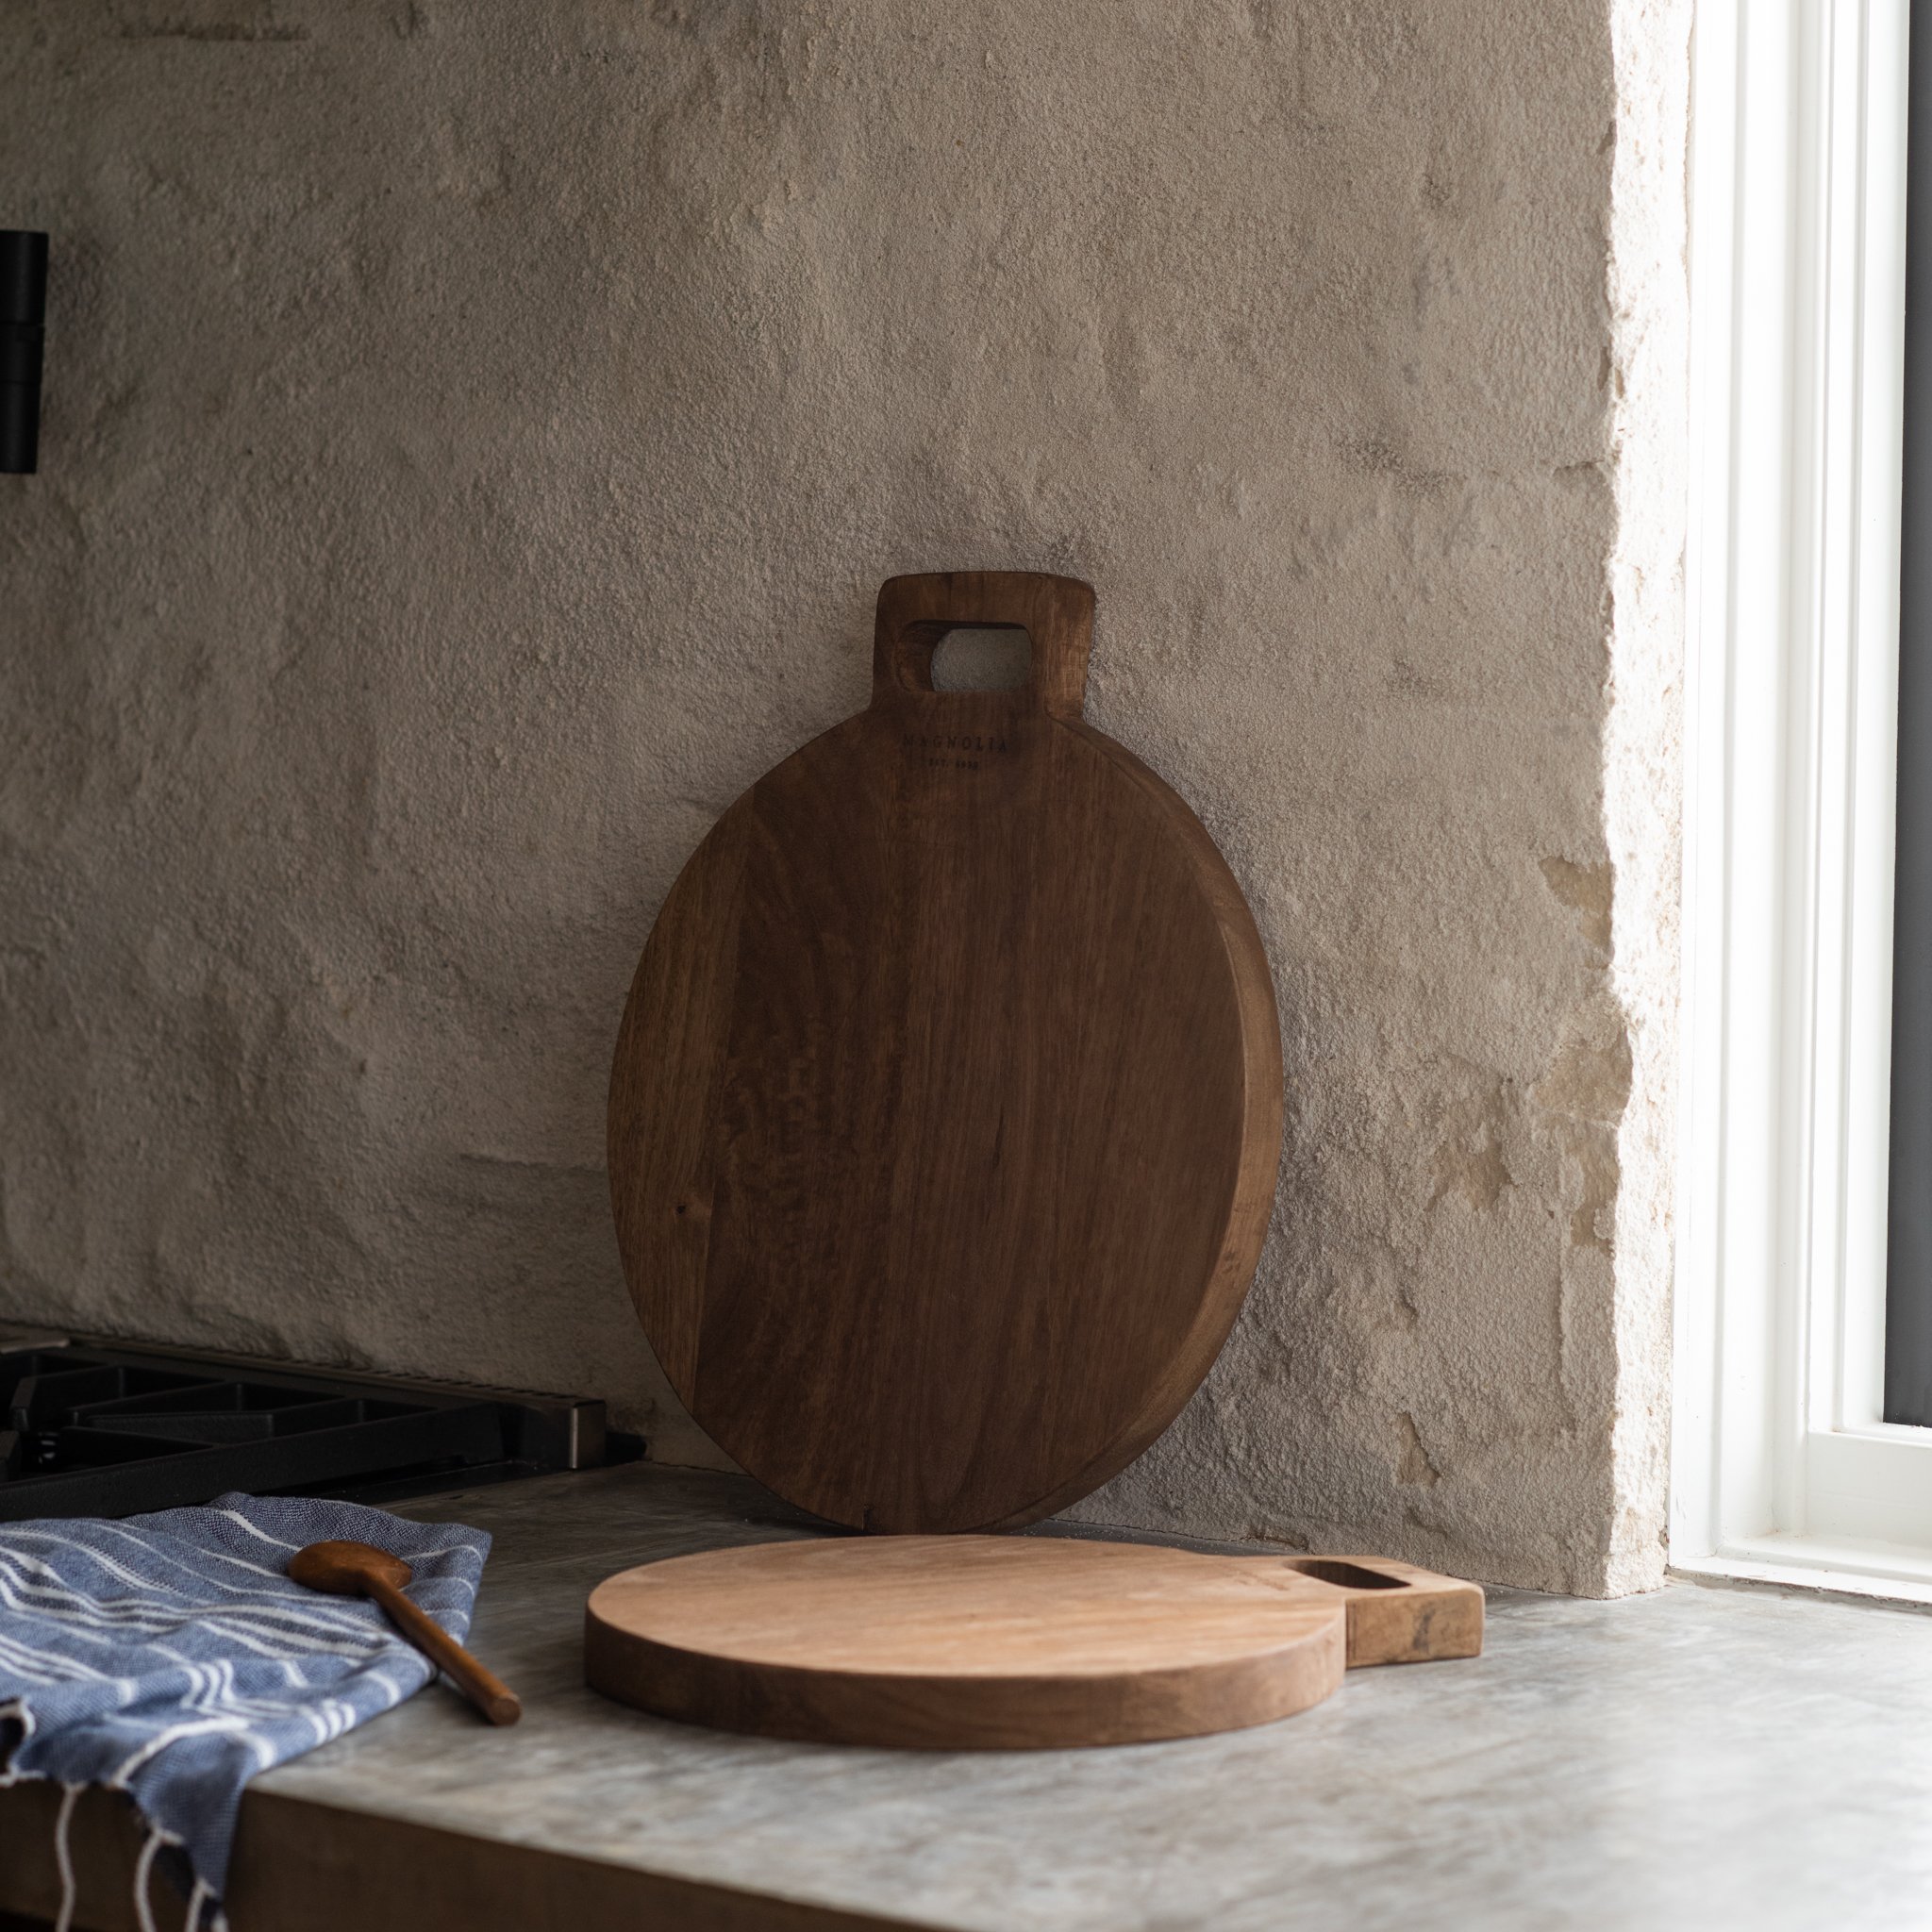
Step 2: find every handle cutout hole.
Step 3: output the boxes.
[928,625,1032,693]
[1283,1559,1409,1591]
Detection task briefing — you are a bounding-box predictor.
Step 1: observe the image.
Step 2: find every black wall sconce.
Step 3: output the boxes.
[2,230,48,475]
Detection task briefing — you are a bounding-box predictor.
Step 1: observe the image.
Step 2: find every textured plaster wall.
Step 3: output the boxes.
[0,1,1686,1593]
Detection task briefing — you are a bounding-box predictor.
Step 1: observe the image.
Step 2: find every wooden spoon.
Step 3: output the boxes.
[289,1539,521,1726]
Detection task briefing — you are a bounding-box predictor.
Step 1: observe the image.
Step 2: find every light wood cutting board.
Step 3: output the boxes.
[585,1537,1482,1749]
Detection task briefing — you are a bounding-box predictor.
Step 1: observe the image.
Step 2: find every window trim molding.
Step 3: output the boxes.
[1672,0,1924,1600]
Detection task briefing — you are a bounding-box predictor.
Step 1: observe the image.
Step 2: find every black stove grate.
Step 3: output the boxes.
[0,1341,609,1522]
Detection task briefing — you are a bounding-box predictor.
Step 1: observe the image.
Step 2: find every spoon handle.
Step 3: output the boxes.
[365,1574,522,1725]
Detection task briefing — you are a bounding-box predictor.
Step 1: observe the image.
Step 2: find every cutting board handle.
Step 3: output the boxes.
[872,572,1095,719]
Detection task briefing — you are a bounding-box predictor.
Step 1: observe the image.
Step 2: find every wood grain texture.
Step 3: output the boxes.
[584,1537,1482,1749]
[608,572,1284,1533]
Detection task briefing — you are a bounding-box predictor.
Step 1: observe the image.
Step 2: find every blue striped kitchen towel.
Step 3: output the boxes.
[0,1491,491,1931]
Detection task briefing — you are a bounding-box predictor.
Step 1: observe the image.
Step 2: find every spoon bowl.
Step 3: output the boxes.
[289,1540,412,1595]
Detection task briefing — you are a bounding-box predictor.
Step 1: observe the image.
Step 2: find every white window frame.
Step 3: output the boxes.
[1674,0,1929,1598]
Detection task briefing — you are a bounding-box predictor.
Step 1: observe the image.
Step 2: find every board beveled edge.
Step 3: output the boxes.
[583,1577,1346,1751]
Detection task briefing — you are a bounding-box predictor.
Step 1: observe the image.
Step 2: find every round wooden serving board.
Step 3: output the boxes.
[584,1537,1484,1749]
[608,573,1284,1533]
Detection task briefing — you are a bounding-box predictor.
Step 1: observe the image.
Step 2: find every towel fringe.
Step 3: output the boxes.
[52,1780,81,1932]
[132,1820,177,1932]
[25,1769,188,1932]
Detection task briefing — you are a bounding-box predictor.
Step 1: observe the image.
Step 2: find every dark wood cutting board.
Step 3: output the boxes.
[608,572,1283,1532]
[585,1537,1483,1748]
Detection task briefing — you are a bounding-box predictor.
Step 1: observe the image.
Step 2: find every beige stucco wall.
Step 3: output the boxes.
[0,1,1685,1594]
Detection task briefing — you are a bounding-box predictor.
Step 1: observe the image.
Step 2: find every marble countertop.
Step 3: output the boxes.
[218,1457,1932,1932]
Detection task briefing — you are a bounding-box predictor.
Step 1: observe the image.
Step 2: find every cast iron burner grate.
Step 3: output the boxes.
[0,1339,614,1522]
